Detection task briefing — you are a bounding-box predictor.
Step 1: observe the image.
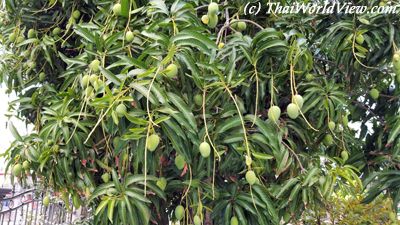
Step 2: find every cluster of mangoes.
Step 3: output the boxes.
[172,204,238,225]
[200,2,247,33]
[81,60,106,99]
[12,160,30,177]
[346,33,365,45]
[2,7,76,82]
[201,2,219,28]
[268,94,304,123]
[266,93,351,161]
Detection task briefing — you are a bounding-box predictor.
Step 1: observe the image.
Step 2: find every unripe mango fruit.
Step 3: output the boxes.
[323,134,333,146]
[194,94,202,106]
[93,80,103,91]
[245,155,252,166]
[287,103,299,119]
[230,216,239,225]
[22,161,30,170]
[156,177,167,190]
[116,104,127,117]
[175,155,186,170]
[52,27,61,36]
[125,31,134,42]
[147,134,160,152]
[369,88,379,100]
[165,63,178,78]
[207,14,218,28]
[237,21,247,31]
[356,34,364,45]
[113,4,121,15]
[268,106,281,123]
[201,15,209,24]
[342,114,349,127]
[393,53,400,70]
[101,173,110,183]
[72,10,81,19]
[230,19,238,29]
[89,59,100,72]
[208,2,219,15]
[175,205,185,220]
[9,33,16,42]
[43,195,50,206]
[292,94,304,109]
[81,74,90,87]
[39,72,46,81]
[16,36,24,44]
[199,142,211,158]
[194,215,202,225]
[12,164,23,177]
[341,150,349,162]
[245,170,257,185]
[306,73,314,81]
[89,74,98,85]
[28,29,36,38]
[85,86,94,97]
[328,121,336,130]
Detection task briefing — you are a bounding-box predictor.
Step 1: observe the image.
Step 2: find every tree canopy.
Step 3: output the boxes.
[1,0,400,224]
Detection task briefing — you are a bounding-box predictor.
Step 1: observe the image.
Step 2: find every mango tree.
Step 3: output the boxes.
[0,0,399,224]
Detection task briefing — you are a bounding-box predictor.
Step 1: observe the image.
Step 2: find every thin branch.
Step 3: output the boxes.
[237,19,264,30]
[352,100,385,125]
[282,141,305,172]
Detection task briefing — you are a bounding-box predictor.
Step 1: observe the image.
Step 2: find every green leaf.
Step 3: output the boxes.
[74,25,96,43]
[172,30,217,54]
[95,198,109,215]
[167,92,197,131]
[215,116,241,134]
[125,189,151,203]
[9,122,22,141]
[388,118,400,144]
[107,199,116,223]
[121,0,130,17]
[252,152,274,160]
[99,66,121,86]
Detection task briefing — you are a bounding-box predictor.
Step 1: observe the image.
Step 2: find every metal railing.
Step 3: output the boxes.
[0,188,92,225]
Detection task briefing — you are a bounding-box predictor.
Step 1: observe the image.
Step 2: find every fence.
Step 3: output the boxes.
[0,188,91,225]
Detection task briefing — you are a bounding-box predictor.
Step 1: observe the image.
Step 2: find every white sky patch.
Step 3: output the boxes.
[349,121,373,138]
[0,86,32,187]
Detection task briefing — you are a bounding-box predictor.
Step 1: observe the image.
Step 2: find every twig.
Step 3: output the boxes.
[215,19,264,44]
[237,19,264,30]
[282,141,305,172]
[351,31,377,69]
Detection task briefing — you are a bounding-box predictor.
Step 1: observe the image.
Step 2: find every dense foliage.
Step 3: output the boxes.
[1,0,400,224]
[303,193,399,224]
